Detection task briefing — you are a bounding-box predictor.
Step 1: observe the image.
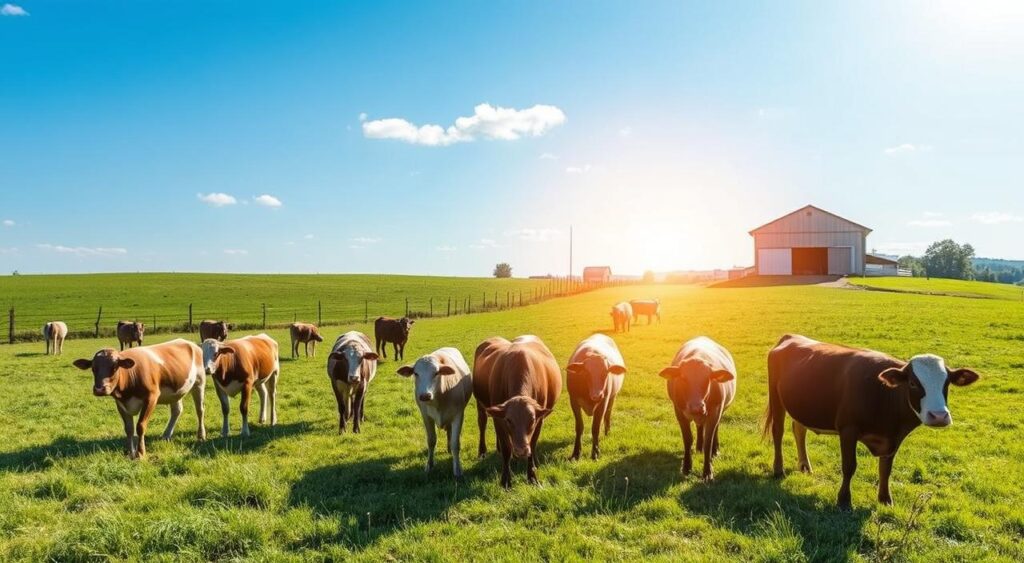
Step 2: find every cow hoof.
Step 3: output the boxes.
[773,468,785,479]
[590,452,600,461]
[702,473,714,483]
[453,473,464,482]
[878,495,893,506]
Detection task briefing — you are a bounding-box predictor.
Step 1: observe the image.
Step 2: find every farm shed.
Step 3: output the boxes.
[582,266,612,284]
[865,254,909,277]
[749,205,870,276]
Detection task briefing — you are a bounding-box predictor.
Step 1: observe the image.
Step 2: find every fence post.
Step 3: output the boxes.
[506,291,510,308]
[188,303,193,331]
[262,303,267,329]
[405,298,409,317]
[364,300,368,324]
[153,315,157,332]
[447,297,451,317]
[8,307,13,344]
[318,300,322,326]
[429,298,433,318]
[94,306,102,338]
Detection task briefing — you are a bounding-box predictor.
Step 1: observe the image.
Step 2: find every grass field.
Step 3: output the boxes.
[1,279,1023,561]
[851,276,1024,302]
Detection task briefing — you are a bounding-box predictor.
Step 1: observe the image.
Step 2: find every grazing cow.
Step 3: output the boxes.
[202,334,280,437]
[43,321,68,355]
[199,320,232,342]
[660,336,736,481]
[474,335,561,488]
[610,302,632,333]
[73,339,206,458]
[629,299,661,324]
[765,334,980,509]
[375,316,415,361]
[289,322,323,358]
[326,331,379,433]
[116,321,145,350]
[567,334,626,460]
[397,347,473,478]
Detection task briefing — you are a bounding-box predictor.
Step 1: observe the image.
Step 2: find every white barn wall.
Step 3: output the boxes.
[750,206,870,275]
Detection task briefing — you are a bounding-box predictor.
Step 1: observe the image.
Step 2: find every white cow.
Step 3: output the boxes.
[43,321,68,355]
[566,333,626,460]
[326,331,379,433]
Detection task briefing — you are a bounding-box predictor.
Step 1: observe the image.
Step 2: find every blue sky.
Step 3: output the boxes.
[2,1,1023,276]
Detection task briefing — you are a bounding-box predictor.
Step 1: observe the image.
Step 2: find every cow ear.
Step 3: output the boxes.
[117,358,136,369]
[566,362,585,375]
[658,367,678,380]
[363,352,379,361]
[485,404,507,418]
[608,364,627,375]
[72,359,92,370]
[535,407,553,420]
[216,347,235,356]
[878,366,908,388]
[436,365,456,376]
[329,352,345,362]
[396,366,415,377]
[409,320,416,324]
[711,370,734,383]
[949,368,980,387]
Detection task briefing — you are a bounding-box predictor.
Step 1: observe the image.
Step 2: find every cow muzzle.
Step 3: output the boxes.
[93,385,111,397]
[924,410,952,427]
[418,392,434,402]
[512,445,532,458]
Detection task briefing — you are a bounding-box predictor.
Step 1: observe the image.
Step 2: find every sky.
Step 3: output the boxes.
[2,1,1023,276]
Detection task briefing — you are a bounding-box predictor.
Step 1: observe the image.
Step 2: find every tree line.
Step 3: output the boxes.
[897,239,1024,284]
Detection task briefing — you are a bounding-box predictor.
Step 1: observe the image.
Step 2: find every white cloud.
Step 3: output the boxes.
[566,164,592,174]
[874,242,928,256]
[253,194,283,208]
[350,236,381,244]
[971,212,1023,225]
[921,211,944,218]
[2,219,14,227]
[539,153,558,160]
[435,245,457,252]
[362,103,566,147]
[198,192,237,207]
[1,4,28,16]
[37,244,127,257]
[349,244,365,250]
[468,238,500,249]
[884,143,932,156]
[618,126,632,138]
[907,218,952,227]
[358,112,367,122]
[303,234,315,240]
[506,228,561,242]
[756,107,790,121]
[0,247,17,255]
[223,249,248,255]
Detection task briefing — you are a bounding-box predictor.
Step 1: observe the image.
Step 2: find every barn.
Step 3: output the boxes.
[749,205,870,276]
[582,266,612,284]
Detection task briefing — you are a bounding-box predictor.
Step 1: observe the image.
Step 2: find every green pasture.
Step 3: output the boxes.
[851,276,1024,302]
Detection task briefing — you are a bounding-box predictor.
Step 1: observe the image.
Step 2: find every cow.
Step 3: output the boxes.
[397,347,473,478]
[199,320,232,342]
[566,334,626,461]
[629,299,661,324]
[43,321,68,355]
[610,302,632,333]
[116,321,145,350]
[659,336,736,481]
[326,331,379,433]
[73,339,206,458]
[289,322,323,358]
[765,334,980,509]
[474,335,561,488]
[374,316,415,361]
[201,334,280,437]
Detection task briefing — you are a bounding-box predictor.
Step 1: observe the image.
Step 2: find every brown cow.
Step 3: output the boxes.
[289,322,323,358]
[629,299,661,324]
[474,335,561,488]
[116,321,145,350]
[199,320,232,342]
[73,339,206,458]
[567,333,626,461]
[43,321,68,355]
[202,334,280,437]
[327,331,379,433]
[660,336,736,481]
[374,316,415,361]
[765,334,980,509]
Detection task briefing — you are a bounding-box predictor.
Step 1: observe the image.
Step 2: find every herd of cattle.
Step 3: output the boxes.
[45,295,980,509]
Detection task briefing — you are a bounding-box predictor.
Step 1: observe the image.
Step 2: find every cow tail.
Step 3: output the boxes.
[762,336,788,439]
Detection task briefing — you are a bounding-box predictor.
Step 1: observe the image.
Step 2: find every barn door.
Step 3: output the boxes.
[758,249,792,275]
[828,247,853,275]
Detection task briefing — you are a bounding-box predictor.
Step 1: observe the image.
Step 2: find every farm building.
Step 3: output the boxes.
[750,205,870,276]
[865,254,910,277]
[582,266,612,284]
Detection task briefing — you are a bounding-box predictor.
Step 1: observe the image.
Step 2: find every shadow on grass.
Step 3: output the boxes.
[191,421,312,457]
[574,450,680,513]
[14,352,45,357]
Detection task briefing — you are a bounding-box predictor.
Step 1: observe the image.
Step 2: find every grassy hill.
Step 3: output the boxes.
[851,276,1024,301]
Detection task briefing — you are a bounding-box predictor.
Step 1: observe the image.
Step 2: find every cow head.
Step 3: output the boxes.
[129,322,145,341]
[201,338,234,376]
[213,321,230,339]
[73,349,134,396]
[567,354,626,403]
[330,347,379,384]
[311,327,324,343]
[659,359,734,423]
[486,396,552,458]
[396,357,456,403]
[400,317,415,335]
[878,355,979,427]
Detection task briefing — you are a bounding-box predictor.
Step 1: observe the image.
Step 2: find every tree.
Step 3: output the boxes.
[493,263,512,278]
[922,239,975,280]
[642,270,656,283]
[897,255,926,277]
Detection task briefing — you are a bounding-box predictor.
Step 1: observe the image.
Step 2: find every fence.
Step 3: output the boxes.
[5,277,638,344]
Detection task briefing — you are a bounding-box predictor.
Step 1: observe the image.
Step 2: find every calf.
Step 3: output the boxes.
[660,336,736,481]
[765,334,980,509]
[610,302,632,333]
[397,347,473,478]
[116,321,145,350]
[475,335,561,488]
[199,320,232,342]
[43,321,68,355]
[375,316,414,361]
[289,322,323,358]
[202,334,280,437]
[326,331,379,433]
[629,299,661,324]
[567,334,626,460]
[73,339,206,458]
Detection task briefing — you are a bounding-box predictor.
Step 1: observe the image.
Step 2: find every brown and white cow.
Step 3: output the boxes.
[629,299,661,324]
[199,320,232,342]
[474,335,561,488]
[660,336,736,481]
[610,302,632,333]
[289,322,323,358]
[397,347,473,478]
[73,339,206,458]
[375,316,415,361]
[117,321,145,350]
[567,334,626,461]
[43,321,68,355]
[326,331,379,433]
[202,334,280,437]
[765,334,980,509]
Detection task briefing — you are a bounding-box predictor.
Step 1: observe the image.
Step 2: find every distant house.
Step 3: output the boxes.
[865,254,909,277]
[582,266,612,284]
[749,205,871,276]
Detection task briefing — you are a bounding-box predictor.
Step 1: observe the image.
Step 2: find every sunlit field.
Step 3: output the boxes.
[1,281,1022,561]
[851,276,1024,302]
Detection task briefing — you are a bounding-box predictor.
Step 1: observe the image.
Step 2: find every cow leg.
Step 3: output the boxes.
[57,336,64,355]
[45,338,50,355]
[837,428,858,510]
[675,408,693,474]
[793,420,812,473]
[392,342,399,361]
[476,402,488,458]
[604,393,616,436]
[496,425,512,488]
[569,397,583,461]
[256,380,268,424]
[380,340,387,359]
[190,379,206,441]
[450,412,465,479]
[333,383,347,433]
[162,399,183,440]
[311,340,316,357]
[878,455,895,505]
[135,395,159,458]
[527,419,544,485]
[216,385,231,437]
[267,371,279,426]
[239,383,254,436]
[116,402,137,458]
[423,416,437,472]
[769,386,787,478]
[291,339,297,359]
[352,386,365,433]
[591,399,609,460]
[702,410,723,481]
[696,423,704,451]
